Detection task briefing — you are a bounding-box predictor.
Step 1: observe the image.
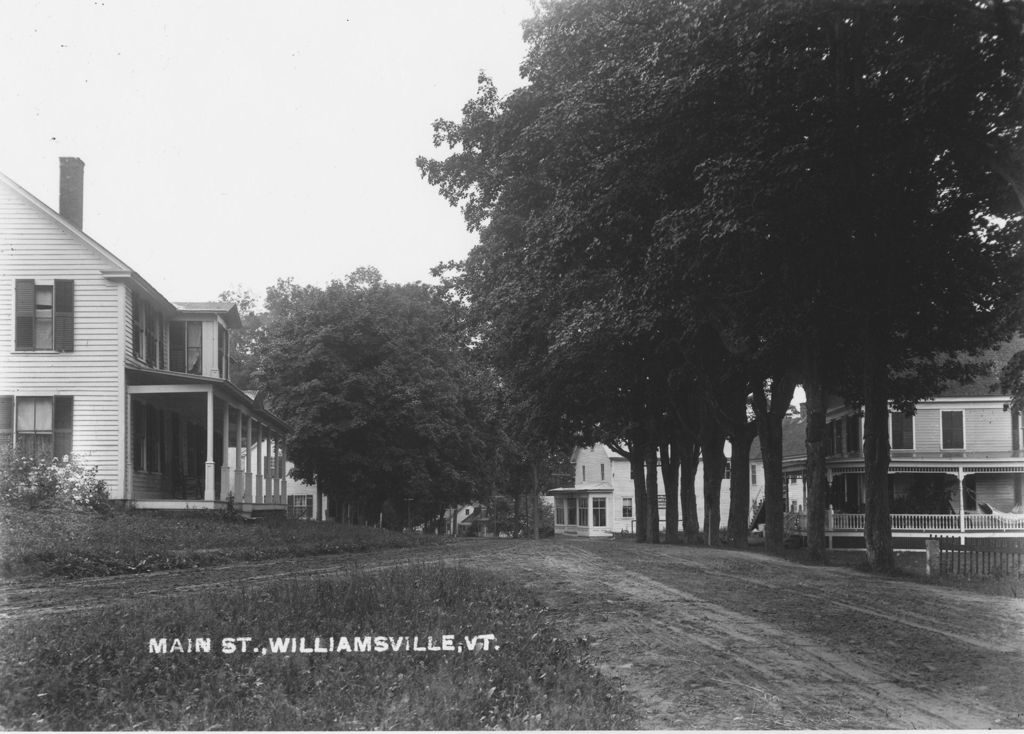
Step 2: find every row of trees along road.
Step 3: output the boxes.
[418,0,1024,570]
[245,269,570,533]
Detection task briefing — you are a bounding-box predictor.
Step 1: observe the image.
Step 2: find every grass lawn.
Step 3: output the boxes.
[0,506,450,580]
[0,563,638,730]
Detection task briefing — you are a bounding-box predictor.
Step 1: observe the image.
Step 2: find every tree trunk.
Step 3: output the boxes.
[752,375,797,556]
[661,440,680,542]
[863,355,895,571]
[727,426,756,548]
[678,437,702,543]
[631,449,647,542]
[532,462,540,540]
[700,420,726,546]
[645,443,661,543]
[804,366,830,563]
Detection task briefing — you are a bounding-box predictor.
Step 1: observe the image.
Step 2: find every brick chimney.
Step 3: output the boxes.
[59,157,85,230]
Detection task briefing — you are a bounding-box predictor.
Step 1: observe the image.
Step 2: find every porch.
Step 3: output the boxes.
[788,456,1024,546]
[127,368,289,516]
[787,508,1024,545]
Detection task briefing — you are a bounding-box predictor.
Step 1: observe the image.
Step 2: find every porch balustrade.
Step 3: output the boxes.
[805,512,1024,533]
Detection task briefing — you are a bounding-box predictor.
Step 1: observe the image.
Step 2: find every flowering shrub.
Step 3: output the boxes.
[0,447,109,511]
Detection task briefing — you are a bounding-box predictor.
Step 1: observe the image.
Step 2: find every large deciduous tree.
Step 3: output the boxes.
[255,270,491,526]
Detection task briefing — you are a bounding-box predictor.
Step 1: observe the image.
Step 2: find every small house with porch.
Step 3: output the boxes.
[549,443,733,537]
[0,158,290,515]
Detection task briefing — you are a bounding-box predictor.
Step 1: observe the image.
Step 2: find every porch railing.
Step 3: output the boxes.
[819,512,1024,533]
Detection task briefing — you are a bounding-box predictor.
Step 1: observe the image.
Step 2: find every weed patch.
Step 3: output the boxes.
[0,564,637,730]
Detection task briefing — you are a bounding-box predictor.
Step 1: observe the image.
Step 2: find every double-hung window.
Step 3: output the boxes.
[15,280,74,351]
[0,395,73,460]
[622,497,633,518]
[555,498,565,524]
[891,412,914,450]
[577,497,588,526]
[170,321,203,374]
[941,411,965,450]
[592,497,606,527]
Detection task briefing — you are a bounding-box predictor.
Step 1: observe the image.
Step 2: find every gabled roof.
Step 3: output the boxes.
[0,170,178,314]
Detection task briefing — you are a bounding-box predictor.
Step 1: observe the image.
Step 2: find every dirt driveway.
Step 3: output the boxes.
[2,537,1022,729]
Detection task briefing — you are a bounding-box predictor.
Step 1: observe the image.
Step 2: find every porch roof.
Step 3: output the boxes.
[548,482,614,495]
[126,366,289,431]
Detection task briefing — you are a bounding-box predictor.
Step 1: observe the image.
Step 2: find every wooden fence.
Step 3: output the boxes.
[928,536,1024,578]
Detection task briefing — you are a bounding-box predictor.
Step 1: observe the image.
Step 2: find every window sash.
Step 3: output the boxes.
[891,412,914,450]
[10,396,72,460]
[577,497,588,526]
[622,497,632,518]
[592,498,606,527]
[941,411,965,450]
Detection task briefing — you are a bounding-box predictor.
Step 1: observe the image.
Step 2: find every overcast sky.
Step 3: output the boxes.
[0,0,534,301]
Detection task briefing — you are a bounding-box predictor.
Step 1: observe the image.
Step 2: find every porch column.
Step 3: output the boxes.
[281,436,288,507]
[244,414,253,503]
[204,390,216,501]
[221,405,231,500]
[268,433,277,503]
[957,468,966,546]
[234,408,245,501]
[255,422,264,503]
[272,433,281,503]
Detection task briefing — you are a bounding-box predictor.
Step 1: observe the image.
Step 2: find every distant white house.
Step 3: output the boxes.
[549,443,733,538]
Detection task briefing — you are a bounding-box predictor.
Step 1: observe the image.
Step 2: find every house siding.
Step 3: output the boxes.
[0,180,124,497]
[964,405,1011,453]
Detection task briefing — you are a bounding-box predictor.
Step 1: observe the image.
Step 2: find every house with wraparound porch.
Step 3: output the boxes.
[753,340,1024,547]
[0,158,291,515]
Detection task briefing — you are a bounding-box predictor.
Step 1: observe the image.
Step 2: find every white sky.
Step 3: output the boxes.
[0,0,534,301]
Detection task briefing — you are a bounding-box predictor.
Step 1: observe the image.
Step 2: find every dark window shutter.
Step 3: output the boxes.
[0,395,13,447]
[54,280,75,352]
[54,396,73,458]
[846,415,861,453]
[15,280,35,350]
[1013,409,1020,452]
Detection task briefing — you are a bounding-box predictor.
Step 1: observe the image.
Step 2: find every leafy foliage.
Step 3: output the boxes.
[254,271,495,524]
[0,448,109,512]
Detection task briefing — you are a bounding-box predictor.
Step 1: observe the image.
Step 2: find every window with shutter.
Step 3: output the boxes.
[14,396,71,460]
[15,280,73,351]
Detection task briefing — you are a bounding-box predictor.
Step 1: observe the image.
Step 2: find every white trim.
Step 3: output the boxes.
[117,284,127,501]
[127,384,212,394]
[889,411,916,451]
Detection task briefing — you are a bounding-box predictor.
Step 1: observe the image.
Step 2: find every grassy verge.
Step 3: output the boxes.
[0,563,637,730]
[0,506,450,580]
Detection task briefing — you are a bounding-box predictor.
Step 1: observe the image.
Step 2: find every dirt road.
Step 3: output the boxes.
[2,537,1021,729]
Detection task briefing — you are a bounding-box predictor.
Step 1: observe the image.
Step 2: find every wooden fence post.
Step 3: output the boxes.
[925,537,940,577]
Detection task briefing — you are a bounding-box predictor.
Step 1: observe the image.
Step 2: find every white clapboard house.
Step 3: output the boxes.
[0,158,290,515]
[550,443,733,538]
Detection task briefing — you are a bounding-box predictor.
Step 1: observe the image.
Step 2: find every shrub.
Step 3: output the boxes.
[0,447,108,511]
